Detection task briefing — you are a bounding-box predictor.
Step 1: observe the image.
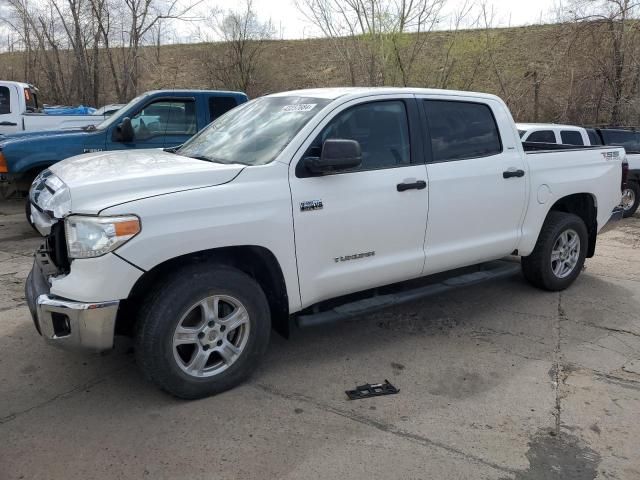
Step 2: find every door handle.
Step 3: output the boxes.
[503,169,525,179]
[0,121,17,126]
[397,180,427,192]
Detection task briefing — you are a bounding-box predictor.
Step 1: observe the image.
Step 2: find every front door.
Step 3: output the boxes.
[289,97,429,307]
[108,98,197,150]
[0,83,19,135]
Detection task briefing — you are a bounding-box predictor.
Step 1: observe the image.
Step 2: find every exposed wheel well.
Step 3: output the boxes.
[116,246,290,338]
[627,172,640,184]
[548,193,597,258]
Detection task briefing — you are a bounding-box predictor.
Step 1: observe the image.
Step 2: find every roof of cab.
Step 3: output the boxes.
[143,89,248,98]
[517,123,586,131]
[267,87,503,102]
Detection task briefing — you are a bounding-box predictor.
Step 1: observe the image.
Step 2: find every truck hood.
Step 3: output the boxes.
[49,149,245,214]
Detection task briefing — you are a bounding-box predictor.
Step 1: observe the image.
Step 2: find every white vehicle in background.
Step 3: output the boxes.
[92,104,125,117]
[518,122,640,217]
[26,87,626,399]
[0,81,107,135]
[517,123,592,146]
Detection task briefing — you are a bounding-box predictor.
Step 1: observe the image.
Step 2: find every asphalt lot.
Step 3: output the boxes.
[1,198,640,479]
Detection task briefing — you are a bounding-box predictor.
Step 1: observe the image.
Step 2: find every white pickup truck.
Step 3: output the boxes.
[0,81,106,135]
[25,87,626,399]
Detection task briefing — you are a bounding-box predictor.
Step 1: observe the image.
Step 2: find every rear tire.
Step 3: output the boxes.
[622,181,640,218]
[135,264,271,399]
[521,212,588,291]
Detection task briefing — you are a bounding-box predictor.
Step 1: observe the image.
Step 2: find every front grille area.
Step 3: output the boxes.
[44,221,70,273]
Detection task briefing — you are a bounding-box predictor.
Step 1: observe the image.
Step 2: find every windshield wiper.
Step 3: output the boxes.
[183,154,232,164]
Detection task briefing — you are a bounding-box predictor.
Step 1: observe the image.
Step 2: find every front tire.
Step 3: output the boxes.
[521,212,588,291]
[622,181,640,218]
[135,264,271,399]
[25,199,38,233]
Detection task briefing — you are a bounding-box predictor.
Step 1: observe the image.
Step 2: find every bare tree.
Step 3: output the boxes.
[296,0,445,86]
[563,0,640,124]
[1,0,201,105]
[203,0,274,95]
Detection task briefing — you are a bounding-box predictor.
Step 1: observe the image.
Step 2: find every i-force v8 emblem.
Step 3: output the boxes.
[300,200,323,212]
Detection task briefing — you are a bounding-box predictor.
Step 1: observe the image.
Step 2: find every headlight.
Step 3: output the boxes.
[30,170,72,218]
[65,215,141,259]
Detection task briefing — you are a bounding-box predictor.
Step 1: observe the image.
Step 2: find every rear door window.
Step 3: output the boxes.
[423,100,502,162]
[526,130,556,143]
[560,130,584,146]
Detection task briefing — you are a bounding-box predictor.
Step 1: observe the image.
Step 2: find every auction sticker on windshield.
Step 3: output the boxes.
[282,104,317,112]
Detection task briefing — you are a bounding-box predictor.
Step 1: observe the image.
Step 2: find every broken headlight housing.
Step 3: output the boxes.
[30,170,71,219]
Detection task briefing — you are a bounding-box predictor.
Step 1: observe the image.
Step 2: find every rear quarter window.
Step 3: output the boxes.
[209,96,239,121]
[424,100,502,162]
[587,129,603,145]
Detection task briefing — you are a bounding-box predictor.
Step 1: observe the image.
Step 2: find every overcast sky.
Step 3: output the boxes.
[237,0,560,39]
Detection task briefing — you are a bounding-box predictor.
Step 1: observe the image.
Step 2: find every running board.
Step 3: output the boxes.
[295,260,520,328]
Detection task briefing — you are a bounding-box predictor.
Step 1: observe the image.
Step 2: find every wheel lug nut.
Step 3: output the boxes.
[203,345,209,351]
[220,325,226,332]
[198,332,205,339]
[208,321,215,328]
[217,340,223,346]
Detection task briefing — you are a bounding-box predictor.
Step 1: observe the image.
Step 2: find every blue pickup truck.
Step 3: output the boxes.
[0,89,248,194]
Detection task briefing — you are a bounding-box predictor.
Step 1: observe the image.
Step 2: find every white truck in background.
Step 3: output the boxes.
[0,81,107,135]
[518,123,640,217]
[25,87,626,399]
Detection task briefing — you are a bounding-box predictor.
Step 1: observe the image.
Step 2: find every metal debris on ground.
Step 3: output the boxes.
[346,380,400,400]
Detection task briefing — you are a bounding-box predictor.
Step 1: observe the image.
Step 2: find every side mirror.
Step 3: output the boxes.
[113,117,134,143]
[304,139,362,175]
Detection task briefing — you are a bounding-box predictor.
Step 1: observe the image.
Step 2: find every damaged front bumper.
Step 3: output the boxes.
[25,251,119,352]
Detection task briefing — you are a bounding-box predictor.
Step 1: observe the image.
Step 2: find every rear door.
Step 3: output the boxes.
[418,96,528,274]
[289,95,429,307]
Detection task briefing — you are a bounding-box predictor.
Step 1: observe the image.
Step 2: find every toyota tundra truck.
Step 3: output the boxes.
[24,88,626,399]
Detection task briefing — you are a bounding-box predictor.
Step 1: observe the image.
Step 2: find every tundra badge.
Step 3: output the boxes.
[300,200,323,212]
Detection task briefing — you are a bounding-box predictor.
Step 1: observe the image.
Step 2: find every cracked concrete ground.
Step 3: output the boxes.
[1,198,640,479]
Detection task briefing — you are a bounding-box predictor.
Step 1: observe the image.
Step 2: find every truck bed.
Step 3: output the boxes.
[22,112,105,132]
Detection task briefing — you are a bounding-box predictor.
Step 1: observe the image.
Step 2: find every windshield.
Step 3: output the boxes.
[177,96,331,166]
[94,94,146,131]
